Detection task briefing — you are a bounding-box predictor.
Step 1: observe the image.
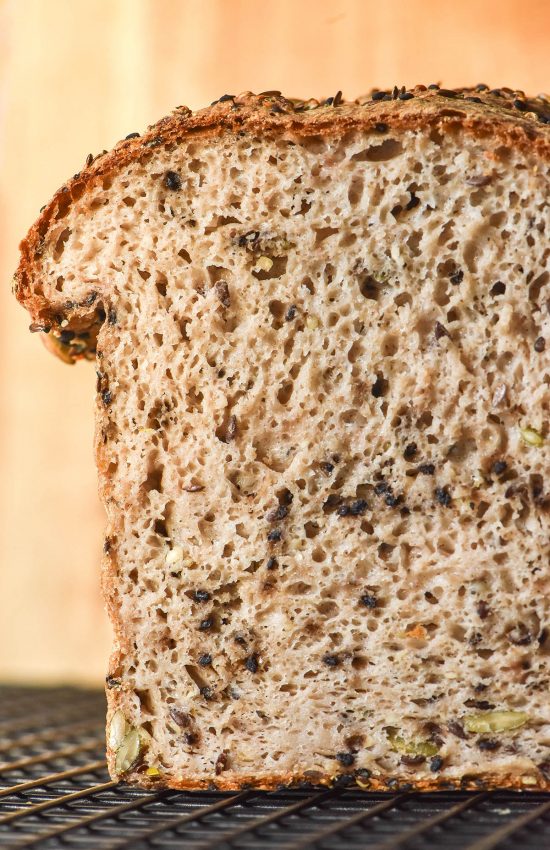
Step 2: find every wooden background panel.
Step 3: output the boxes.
[0,0,548,685]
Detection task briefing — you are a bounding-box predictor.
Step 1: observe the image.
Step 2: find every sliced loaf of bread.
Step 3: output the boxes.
[15,86,550,791]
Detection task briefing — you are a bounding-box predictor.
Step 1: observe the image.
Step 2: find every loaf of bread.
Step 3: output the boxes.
[15,85,550,791]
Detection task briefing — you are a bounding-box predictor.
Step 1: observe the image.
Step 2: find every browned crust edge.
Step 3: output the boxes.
[110,763,550,793]
[14,84,550,356]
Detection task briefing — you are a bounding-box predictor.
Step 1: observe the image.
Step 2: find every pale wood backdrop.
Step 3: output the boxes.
[0,0,548,684]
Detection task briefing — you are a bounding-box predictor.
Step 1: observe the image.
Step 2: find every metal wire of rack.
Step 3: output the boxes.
[0,686,549,849]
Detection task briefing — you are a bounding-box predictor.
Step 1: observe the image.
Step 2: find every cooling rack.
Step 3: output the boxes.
[0,686,549,848]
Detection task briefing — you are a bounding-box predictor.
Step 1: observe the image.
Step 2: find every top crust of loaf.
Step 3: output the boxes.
[14,84,550,355]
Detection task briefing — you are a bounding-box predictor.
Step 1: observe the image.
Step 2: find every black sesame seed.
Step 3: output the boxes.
[332,774,355,787]
[101,389,112,406]
[476,84,489,91]
[198,617,214,631]
[245,654,259,673]
[349,499,368,516]
[428,84,440,90]
[85,153,94,167]
[266,557,278,570]
[324,96,334,106]
[490,89,502,96]
[107,308,117,325]
[320,461,334,476]
[164,170,182,191]
[514,99,528,111]
[384,493,400,508]
[355,768,371,779]
[219,94,235,102]
[198,653,212,667]
[333,90,343,106]
[267,528,282,542]
[193,589,211,603]
[534,336,546,352]
[399,91,414,100]
[285,304,297,321]
[418,463,435,475]
[374,122,388,133]
[438,89,457,98]
[435,486,452,507]
[372,91,388,101]
[336,504,351,517]
[449,269,464,285]
[430,755,444,772]
[374,482,389,495]
[403,442,417,460]
[406,193,420,210]
[125,132,140,139]
[477,738,500,751]
[335,752,355,767]
[59,330,75,344]
[266,505,289,522]
[492,459,507,476]
[360,593,377,609]
[322,653,340,667]
[465,96,482,103]
[103,538,111,554]
[200,686,214,700]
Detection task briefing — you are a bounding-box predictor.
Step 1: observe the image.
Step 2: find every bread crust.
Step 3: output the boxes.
[16,86,550,792]
[14,85,550,349]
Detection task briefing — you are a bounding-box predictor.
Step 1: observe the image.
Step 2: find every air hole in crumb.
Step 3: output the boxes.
[352,139,403,161]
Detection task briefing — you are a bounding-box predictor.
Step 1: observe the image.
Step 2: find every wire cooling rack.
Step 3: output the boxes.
[0,686,549,849]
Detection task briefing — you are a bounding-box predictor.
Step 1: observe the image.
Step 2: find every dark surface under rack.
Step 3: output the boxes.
[0,687,549,849]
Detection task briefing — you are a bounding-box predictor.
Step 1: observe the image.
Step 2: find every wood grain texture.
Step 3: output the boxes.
[0,0,548,684]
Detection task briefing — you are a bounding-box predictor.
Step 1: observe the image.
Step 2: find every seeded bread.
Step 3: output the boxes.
[15,85,550,791]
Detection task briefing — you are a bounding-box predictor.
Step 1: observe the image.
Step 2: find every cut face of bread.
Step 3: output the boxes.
[15,89,550,791]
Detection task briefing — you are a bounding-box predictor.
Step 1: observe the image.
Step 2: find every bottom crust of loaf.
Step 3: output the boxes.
[111,766,550,793]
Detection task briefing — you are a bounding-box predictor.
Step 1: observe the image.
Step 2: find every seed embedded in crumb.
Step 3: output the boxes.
[266,505,289,522]
[360,593,378,609]
[245,654,259,673]
[200,686,214,700]
[492,460,507,476]
[164,171,182,190]
[193,590,211,603]
[198,617,214,631]
[418,463,435,475]
[322,653,340,667]
[335,751,355,767]
[435,486,452,507]
[198,653,212,667]
[534,336,546,352]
